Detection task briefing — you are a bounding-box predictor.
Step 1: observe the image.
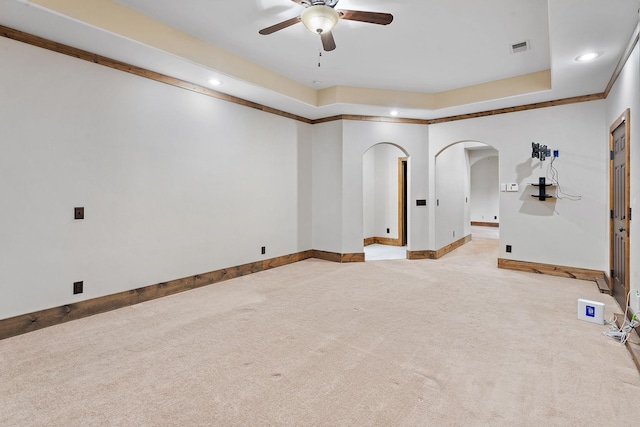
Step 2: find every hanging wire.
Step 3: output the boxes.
[548,157,582,200]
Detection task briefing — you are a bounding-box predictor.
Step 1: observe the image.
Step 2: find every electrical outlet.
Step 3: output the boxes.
[506,245,512,253]
[261,246,266,255]
[74,207,84,220]
[73,281,83,294]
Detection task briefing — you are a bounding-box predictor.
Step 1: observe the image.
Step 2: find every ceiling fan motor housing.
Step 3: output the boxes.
[307,0,339,6]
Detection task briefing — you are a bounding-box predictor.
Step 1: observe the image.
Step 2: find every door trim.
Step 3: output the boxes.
[609,109,631,309]
[398,157,408,246]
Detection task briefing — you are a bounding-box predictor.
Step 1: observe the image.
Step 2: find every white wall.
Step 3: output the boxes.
[470,155,500,224]
[0,37,313,320]
[311,121,343,252]
[341,121,430,254]
[435,143,470,248]
[606,36,640,305]
[1,25,632,322]
[363,148,375,238]
[315,120,430,255]
[429,101,608,270]
[376,145,403,239]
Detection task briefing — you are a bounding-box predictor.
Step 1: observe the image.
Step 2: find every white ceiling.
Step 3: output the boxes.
[1,0,639,120]
[116,0,552,93]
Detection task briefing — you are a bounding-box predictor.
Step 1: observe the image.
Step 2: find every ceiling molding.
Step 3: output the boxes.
[0,24,609,128]
[604,23,639,98]
[311,92,605,125]
[26,0,318,106]
[318,71,551,110]
[425,93,605,124]
[0,24,313,124]
[20,0,553,112]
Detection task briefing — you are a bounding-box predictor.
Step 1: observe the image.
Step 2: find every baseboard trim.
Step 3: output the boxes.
[363,237,403,247]
[596,276,612,295]
[0,250,328,341]
[615,314,640,373]
[10,247,605,340]
[471,221,499,227]
[0,248,372,340]
[312,250,365,263]
[407,234,472,260]
[406,250,435,260]
[497,258,606,281]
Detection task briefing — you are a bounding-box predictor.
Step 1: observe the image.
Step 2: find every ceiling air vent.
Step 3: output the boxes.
[511,41,529,54]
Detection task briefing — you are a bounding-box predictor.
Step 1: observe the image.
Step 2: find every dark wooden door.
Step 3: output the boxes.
[611,118,629,310]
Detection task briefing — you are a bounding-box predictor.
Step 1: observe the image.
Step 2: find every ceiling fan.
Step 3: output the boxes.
[258,0,393,52]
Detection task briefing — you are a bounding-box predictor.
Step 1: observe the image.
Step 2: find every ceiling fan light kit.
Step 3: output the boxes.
[301,5,339,34]
[259,0,393,52]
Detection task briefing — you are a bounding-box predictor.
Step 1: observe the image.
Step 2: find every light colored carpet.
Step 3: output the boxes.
[1,238,639,426]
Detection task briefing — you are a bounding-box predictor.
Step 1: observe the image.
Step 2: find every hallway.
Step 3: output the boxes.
[365,225,499,261]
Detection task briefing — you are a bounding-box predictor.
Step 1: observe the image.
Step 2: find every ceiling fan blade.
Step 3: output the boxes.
[290,0,308,4]
[321,30,336,51]
[259,16,302,35]
[337,10,393,25]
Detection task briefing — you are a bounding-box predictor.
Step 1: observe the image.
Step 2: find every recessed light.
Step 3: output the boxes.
[575,52,600,62]
[390,110,399,116]
[208,78,222,86]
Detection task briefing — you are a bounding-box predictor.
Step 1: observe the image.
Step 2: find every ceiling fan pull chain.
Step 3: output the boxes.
[318,49,322,68]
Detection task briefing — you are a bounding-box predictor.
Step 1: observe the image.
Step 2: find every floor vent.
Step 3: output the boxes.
[511,40,529,53]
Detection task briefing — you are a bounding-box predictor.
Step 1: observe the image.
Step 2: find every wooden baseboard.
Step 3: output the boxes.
[0,250,326,341]
[596,276,612,295]
[471,221,499,227]
[407,234,472,260]
[374,237,403,246]
[497,258,606,281]
[363,237,403,247]
[406,249,436,260]
[312,250,365,263]
[615,314,640,373]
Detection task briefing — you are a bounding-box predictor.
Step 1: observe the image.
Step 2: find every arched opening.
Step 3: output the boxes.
[362,143,409,261]
[434,141,499,253]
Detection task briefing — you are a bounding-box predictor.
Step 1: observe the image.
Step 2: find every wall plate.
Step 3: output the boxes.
[74,207,84,220]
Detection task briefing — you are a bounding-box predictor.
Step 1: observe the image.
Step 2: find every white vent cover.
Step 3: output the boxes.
[511,40,529,54]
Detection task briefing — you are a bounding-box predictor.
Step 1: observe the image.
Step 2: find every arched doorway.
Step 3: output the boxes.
[434,141,499,252]
[362,143,409,260]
